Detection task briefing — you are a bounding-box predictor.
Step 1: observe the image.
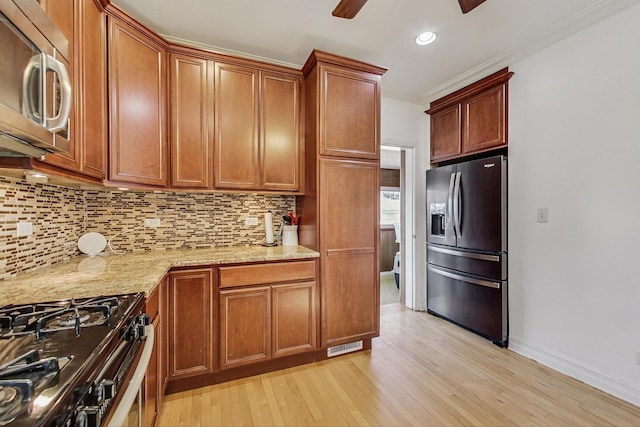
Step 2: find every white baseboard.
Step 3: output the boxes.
[509,337,640,407]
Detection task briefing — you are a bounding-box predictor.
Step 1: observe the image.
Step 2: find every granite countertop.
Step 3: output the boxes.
[0,245,319,306]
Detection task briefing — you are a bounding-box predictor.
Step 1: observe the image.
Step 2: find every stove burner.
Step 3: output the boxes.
[0,386,18,406]
[0,295,120,339]
[0,385,22,426]
[56,311,90,328]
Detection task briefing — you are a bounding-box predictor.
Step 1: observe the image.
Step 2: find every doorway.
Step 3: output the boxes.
[380,146,402,306]
[379,145,416,309]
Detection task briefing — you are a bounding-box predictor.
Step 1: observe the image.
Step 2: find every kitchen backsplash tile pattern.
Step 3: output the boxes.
[0,176,295,280]
[83,190,294,252]
[0,177,84,280]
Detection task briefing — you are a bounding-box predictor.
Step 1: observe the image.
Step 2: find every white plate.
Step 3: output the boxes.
[78,232,107,256]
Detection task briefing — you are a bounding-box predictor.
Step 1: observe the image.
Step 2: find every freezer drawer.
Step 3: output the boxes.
[427,265,508,346]
[427,244,506,281]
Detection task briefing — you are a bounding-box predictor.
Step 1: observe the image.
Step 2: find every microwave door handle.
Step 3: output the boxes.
[447,173,455,231]
[453,171,462,238]
[43,54,72,133]
[22,54,44,124]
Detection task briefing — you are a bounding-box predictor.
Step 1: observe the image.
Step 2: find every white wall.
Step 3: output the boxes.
[380,97,430,310]
[508,3,640,405]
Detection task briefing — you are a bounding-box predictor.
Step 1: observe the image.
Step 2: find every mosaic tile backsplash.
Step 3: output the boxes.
[0,176,295,280]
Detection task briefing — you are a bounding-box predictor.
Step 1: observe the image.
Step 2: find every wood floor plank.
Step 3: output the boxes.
[157,304,640,426]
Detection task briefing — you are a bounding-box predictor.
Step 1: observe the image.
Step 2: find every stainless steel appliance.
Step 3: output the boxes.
[0,293,153,426]
[0,0,73,157]
[426,155,508,347]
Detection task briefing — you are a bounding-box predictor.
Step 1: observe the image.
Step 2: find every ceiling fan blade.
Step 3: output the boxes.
[458,0,487,14]
[332,0,368,19]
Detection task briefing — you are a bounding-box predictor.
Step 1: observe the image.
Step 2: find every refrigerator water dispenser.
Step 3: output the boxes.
[430,203,446,236]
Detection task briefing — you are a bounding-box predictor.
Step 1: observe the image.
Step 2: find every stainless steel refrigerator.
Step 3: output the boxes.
[426,155,508,347]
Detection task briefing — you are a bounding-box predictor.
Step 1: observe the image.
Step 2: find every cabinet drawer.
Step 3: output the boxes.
[219,261,316,288]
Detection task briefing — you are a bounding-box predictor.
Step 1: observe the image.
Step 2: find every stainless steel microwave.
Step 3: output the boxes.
[0,0,72,158]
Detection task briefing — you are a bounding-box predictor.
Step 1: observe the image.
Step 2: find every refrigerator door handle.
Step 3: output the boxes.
[453,172,462,238]
[428,245,500,262]
[428,265,501,289]
[447,173,456,229]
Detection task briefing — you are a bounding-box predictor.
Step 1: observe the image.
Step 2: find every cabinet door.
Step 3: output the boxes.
[160,277,169,394]
[78,0,107,178]
[214,63,259,189]
[260,71,302,191]
[319,65,380,159]
[144,313,160,427]
[462,84,507,154]
[320,159,379,347]
[430,104,461,162]
[272,282,316,357]
[170,53,213,189]
[168,269,213,380]
[219,287,270,369]
[108,17,167,186]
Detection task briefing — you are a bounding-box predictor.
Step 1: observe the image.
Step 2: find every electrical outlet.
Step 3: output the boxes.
[144,218,161,228]
[16,222,33,237]
[536,208,549,223]
[245,217,259,226]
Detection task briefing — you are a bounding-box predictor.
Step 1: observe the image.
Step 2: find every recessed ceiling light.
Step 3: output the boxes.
[416,31,437,46]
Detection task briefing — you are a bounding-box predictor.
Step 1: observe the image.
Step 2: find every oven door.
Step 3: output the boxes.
[104,324,154,427]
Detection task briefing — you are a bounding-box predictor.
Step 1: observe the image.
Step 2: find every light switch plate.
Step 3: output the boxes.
[536,208,549,223]
[245,217,259,226]
[17,221,33,237]
[144,218,161,228]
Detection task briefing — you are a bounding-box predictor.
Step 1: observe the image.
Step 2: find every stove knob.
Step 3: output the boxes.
[74,410,88,427]
[100,379,116,400]
[83,406,101,427]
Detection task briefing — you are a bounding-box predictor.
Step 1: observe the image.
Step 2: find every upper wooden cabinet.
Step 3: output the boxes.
[213,63,303,192]
[213,63,260,190]
[316,63,382,160]
[107,13,168,186]
[39,0,108,179]
[169,53,214,189]
[260,71,303,191]
[426,67,513,164]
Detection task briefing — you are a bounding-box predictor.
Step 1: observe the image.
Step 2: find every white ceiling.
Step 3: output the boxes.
[111,0,639,105]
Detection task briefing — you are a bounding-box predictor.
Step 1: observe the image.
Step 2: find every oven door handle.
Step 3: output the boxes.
[106,324,154,427]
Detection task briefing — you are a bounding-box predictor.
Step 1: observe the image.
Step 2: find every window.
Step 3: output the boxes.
[381,191,400,224]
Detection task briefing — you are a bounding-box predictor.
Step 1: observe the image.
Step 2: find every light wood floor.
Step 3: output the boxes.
[158,304,640,426]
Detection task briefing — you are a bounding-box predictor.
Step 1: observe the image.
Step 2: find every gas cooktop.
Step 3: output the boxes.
[0,293,145,427]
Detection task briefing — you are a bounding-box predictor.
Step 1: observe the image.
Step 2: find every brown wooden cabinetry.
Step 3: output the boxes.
[426,67,513,164]
[143,283,161,427]
[219,286,271,368]
[213,63,303,192]
[317,63,381,160]
[319,159,379,346]
[108,13,167,186]
[213,62,259,190]
[298,50,386,349]
[36,0,107,180]
[260,71,303,191]
[218,260,317,370]
[168,268,214,380]
[169,53,214,189]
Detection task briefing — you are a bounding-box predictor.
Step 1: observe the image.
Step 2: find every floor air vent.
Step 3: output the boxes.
[327,340,363,357]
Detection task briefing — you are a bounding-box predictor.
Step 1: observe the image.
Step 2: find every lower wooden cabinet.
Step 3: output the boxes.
[168,268,214,380]
[218,261,317,370]
[219,286,271,368]
[272,282,316,357]
[144,312,160,427]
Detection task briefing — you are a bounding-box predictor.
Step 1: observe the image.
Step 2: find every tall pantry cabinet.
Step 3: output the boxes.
[297,50,387,348]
